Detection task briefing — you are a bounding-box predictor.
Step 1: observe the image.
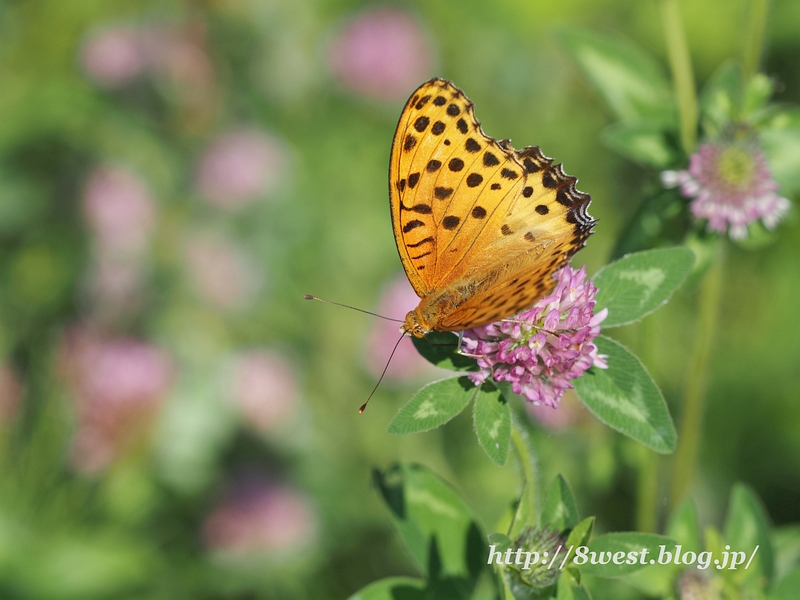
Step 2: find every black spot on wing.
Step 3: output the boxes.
[415,95,431,109]
[465,138,481,153]
[443,215,461,229]
[404,134,417,152]
[414,116,430,132]
[466,173,483,187]
[431,121,446,135]
[448,158,464,172]
[434,186,453,199]
[408,172,420,188]
[403,220,425,233]
[483,152,500,167]
[407,236,434,248]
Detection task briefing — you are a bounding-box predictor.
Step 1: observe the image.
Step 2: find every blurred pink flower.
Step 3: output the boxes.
[231,350,298,433]
[81,26,147,87]
[203,477,317,556]
[0,365,23,423]
[82,167,157,257]
[365,274,433,381]
[195,130,289,210]
[184,235,263,310]
[59,327,173,472]
[328,8,434,101]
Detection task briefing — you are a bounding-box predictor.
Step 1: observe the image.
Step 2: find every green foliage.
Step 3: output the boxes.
[365,463,489,600]
[760,109,800,197]
[541,475,580,533]
[473,383,511,466]
[593,247,695,328]
[601,122,676,168]
[558,28,675,127]
[665,501,703,554]
[579,533,677,577]
[573,336,676,453]
[388,376,514,466]
[770,570,800,600]
[347,577,428,600]
[724,483,775,585]
[609,188,692,259]
[388,377,478,434]
[412,332,479,371]
[556,576,593,600]
[566,518,596,551]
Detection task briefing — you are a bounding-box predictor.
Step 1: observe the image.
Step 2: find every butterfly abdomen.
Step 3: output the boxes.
[404,264,527,335]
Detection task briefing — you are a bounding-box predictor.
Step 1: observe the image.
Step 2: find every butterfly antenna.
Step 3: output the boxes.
[303,294,405,324]
[359,330,407,413]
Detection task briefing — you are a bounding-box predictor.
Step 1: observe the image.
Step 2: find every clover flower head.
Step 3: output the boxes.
[501,527,566,589]
[676,567,722,600]
[662,140,790,239]
[461,265,607,408]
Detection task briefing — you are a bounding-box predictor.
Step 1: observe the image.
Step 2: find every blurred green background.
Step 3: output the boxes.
[0,0,798,598]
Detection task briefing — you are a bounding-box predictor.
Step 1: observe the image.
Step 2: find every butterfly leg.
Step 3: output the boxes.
[455,331,480,358]
[455,331,499,380]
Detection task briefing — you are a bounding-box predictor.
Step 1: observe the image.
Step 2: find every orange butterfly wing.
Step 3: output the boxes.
[390,79,595,334]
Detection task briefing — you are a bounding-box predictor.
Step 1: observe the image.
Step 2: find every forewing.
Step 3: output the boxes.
[389,78,527,295]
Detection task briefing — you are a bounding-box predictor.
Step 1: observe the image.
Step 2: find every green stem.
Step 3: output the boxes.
[660,0,698,154]
[742,0,770,84]
[669,241,725,509]
[511,416,537,529]
[636,315,659,532]
[637,445,659,532]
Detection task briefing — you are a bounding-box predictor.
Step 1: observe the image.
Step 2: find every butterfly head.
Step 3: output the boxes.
[402,308,431,339]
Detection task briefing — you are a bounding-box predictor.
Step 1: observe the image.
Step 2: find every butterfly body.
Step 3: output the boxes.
[391,79,595,338]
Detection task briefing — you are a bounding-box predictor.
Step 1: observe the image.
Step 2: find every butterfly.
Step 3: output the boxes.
[391,78,596,338]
